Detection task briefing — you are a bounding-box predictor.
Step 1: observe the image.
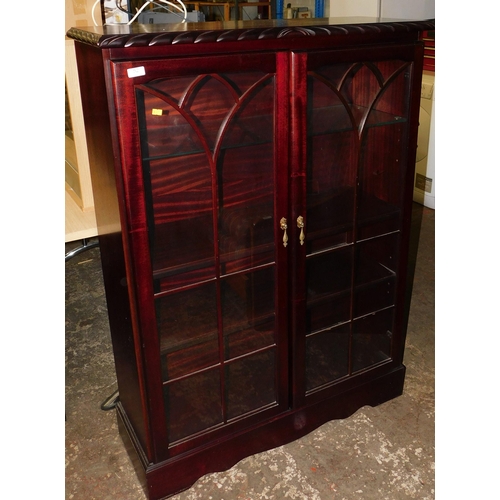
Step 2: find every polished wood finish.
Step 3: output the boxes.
[69,17,434,500]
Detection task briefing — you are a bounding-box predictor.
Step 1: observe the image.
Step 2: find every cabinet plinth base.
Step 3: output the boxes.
[117,365,405,500]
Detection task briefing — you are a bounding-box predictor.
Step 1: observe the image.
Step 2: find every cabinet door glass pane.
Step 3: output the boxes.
[306,247,352,332]
[354,232,398,318]
[219,77,275,274]
[226,349,276,420]
[156,283,219,381]
[356,62,410,240]
[306,323,350,391]
[222,268,275,360]
[303,57,411,393]
[164,368,223,443]
[352,308,394,372]
[137,88,216,292]
[304,63,358,393]
[136,67,281,445]
[306,73,357,253]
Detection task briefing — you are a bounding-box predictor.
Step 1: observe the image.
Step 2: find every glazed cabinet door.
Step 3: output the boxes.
[108,52,290,460]
[289,46,419,405]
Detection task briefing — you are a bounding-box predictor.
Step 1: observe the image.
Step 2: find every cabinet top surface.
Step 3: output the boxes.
[66,17,434,49]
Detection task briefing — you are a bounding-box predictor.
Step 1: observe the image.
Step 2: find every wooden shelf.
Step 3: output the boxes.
[65,189,97,243]
[65,0,99,245]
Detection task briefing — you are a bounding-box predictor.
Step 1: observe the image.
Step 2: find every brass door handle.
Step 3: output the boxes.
[297,216,305,245]
[280,217,288,247]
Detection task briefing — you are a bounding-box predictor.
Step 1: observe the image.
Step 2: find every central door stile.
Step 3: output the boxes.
[275,50,292,412]
[288,51,308,408]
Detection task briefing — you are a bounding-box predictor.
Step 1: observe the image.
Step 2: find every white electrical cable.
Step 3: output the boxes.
[127,0,188,24]
[91,0,189,27]
[92,0,101,26]
[154,0,188,22]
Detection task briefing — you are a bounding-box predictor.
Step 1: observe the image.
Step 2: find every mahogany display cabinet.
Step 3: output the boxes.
[67,17,434,500]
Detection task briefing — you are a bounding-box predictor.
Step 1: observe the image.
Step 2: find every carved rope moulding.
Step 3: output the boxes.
[66,20,434,49]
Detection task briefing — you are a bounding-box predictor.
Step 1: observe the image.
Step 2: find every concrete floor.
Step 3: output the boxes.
[65,204,434,500]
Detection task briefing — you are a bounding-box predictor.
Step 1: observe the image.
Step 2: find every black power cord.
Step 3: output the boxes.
[100,389,120,411]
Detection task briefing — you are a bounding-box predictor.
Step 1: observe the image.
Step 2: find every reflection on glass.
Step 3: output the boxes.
[156,283,219,381]
[164,368,223,443]
[353,233,398,318]
[219,77,275,275]
[306,323,350,391]
[225,349,276,420]
[352,308,393,372]
[307,74,357,254]
[222,267,275,359]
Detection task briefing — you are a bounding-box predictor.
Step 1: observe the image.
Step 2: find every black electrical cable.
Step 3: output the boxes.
[116,0,129,15]
[100,389,120,411]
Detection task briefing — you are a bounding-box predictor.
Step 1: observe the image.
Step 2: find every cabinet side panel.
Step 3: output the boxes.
[394,43,425,364]
[74,42,149,456]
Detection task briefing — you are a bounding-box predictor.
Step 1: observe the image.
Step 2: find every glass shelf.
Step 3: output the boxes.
[309,104,406,136]
[142,114,274,161]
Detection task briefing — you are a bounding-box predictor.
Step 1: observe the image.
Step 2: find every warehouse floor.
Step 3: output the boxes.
[65,203,434,500]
